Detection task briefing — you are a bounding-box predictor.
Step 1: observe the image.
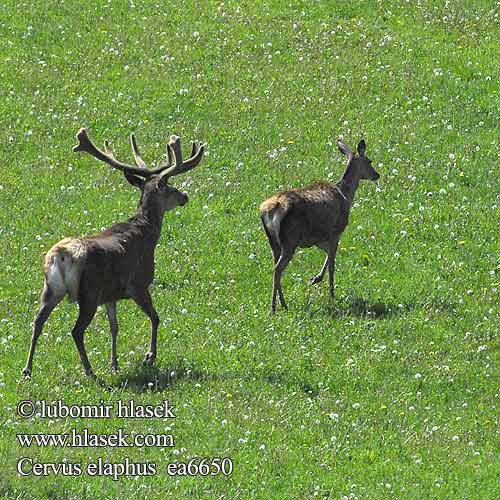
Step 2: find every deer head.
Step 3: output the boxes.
[73,128,205,213]
[337,138,379,181]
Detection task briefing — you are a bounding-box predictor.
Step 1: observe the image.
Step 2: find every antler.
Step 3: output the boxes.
[103,140,116,159]
[73,128,155,176]
[158,135,205,179]
[73,128,204,178]
[130,133,148,169]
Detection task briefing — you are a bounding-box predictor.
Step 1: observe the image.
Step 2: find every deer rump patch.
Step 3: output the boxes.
[44,239,87,302]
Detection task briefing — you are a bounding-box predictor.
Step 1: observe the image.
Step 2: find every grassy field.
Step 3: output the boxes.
[0,0,499,498]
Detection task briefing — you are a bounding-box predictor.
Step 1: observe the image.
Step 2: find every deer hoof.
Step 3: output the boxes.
[310,275,323,285]
[22,367,32,377]
[143,352,156,366]
[111,364,119,374]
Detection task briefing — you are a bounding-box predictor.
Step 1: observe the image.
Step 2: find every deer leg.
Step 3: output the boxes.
[22,283,63,377]
[310,255,329,285]
[105,302,119,373]
[132,289,160,365]
[327,236,340,299]
[264,227,281,265]
[263,224,285,312]
[71,299,98,377]
[272,248,295,313]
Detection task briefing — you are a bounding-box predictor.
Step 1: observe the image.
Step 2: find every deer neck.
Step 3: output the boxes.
[338,164,361,203]
[135,201,165,242]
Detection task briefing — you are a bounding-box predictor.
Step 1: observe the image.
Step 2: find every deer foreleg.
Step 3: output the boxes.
[105,302,119,373]
[132,290,160,365]
[310,255,329,285]
[327,236,340,299]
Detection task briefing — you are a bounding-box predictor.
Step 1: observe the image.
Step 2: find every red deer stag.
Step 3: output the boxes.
[260,138,379,312]
[22,128,205,377]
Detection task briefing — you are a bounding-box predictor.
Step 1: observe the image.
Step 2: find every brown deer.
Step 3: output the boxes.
[22,128,205,377]
[260,138,379,312]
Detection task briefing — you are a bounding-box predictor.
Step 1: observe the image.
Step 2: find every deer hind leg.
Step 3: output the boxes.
[263,218,291,312]
[105,302,119,373]
[272,247,295,313]
[263,224,281,266]
[22,283,64,377]
[131,289,160,366]
[71,298,98,377]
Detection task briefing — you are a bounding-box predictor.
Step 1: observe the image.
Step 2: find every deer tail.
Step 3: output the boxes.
[259,198,288,244]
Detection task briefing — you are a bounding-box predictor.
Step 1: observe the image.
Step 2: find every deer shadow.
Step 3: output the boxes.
[100,359,321,398]
[101,359,211,393]
[344,295,409,318]
[302,293,413,319]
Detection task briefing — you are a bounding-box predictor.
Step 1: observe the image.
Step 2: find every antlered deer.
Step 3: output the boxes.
[260,138,379,312]
[22,128,205,377]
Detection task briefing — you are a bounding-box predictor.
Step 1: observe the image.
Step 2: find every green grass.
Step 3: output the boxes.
[0,0,499,498]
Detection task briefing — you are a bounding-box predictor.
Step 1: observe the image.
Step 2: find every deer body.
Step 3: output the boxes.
[260,139,379,312]
[45,216,159,304]
[23,128,204,377]
[261,181,350,249]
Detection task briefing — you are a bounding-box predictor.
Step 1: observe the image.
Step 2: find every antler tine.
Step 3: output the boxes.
[130,133,148,170]
[158,136,205,179]
[190,141,197,158]
[73,128,154,177]
[103,140,115,159]
[157,141,174,170]
[169,135,183,167]
[166,143,173,167]
[180,141,204,172]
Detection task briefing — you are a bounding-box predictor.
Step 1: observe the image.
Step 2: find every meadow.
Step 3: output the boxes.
[0,1,498,498]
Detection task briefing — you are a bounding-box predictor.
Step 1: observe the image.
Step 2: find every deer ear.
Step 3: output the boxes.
[337,139,352,157]
[357,139,366,156]
[124,172,144,189]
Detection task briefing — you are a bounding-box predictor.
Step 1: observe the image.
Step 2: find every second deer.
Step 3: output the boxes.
[260,138,379,312]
